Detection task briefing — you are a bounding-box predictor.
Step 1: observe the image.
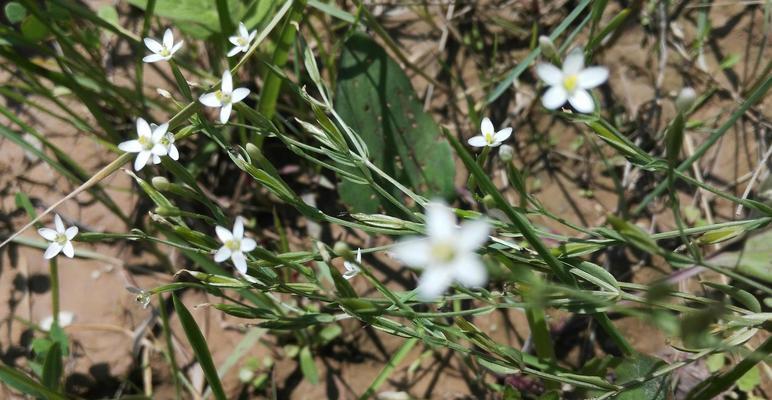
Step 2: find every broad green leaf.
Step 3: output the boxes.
[606,356,670,399]
[335,33,455,213]
[4,2,25,23]
[709,229,772,283]
[172,294,227,400]
[20,15,48,42]
[737,365,760,392]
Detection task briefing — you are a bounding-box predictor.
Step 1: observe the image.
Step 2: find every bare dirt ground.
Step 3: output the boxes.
[1,1,770,399]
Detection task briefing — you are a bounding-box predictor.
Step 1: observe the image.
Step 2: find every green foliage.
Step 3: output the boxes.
[4,2,25,23]
[335,33,455,213]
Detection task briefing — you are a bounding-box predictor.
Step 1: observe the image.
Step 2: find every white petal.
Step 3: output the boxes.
[239,22,248,37]
[58,311,75,326]
[199,92,222,108]
[38,228,58,241]
[143,38,163,53]
[143,53,166,63]
[137,118,152,138]
[54,214,65,233]
[342,269,358,280]
[62,241,75,258]
[391,238,432,267]
[65,226,78,240]
[562,48,585,74]
[480,117,494,136]
[134,151,151,171]
[578,66,609,89]
[118,140,142,153]
[467,136,487,147]
[44,242,62,259]
[241,238,256,252]
[426,201,456,240]
[231,252,247,274]
[493,128,512,143]
[215,226,233,242]
[221,70,233,93]
[355,248,362,263]
[219,103,233,124]
[228,36,241,46]
[152,123,169,142]
[457,219,490,252]
[450,255,487,288]
[233,217,244,239]
[568,89,595,113]
[151,143,168,156]
[535,63,563,86]
[152,154,162,164]
[416,267,454,300]
[542,85,568,110]
[171,40,183,55]
[214,246,231,262]
[227,46,241,57]
[168,144,179,160]
[230,87,250,103]
[248,31,256,41]
[162,29,173,49]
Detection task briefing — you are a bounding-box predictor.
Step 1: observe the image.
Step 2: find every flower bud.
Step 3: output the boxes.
[539,35,558,60]
[333,241,352,259]
[156,88,172,98]
[482,194,496,210]
[151,176,172,191]
[675,87,697,113]
[499,144,514,162]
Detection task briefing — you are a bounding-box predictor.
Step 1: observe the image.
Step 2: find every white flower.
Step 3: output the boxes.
[199,70,251,124]
[535,48,608,113]
[342,248,361,280]
[391,201,490,299]
[153,123,179,163]
[38,214,78,259]
[126,286,152,309]
[214,216,257,275]
[227,22,256,57]
[40,311,75,331]
[467,117,512,148]
[118,118,172,171]
[143,28,183,63]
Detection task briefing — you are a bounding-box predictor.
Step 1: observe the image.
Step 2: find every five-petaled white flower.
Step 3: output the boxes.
[119,118,172,171]
[391,201,490,299]
[38,214,78,259]
[143,28,183,63]
[227,22,256,57]
[468,117,512,148]
[536,48,608,113]
[199,70,251,124]
[214,216,257,275]
[342,248,361,280]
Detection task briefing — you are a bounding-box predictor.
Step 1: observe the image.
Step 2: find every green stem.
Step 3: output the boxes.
[686,336,772,400]
[157,294,183,399]
[358,338,418,400]
[593,313,635,357]
[49,257,59,327]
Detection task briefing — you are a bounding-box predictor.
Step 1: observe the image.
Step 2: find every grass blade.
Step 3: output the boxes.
[172,294,227,400]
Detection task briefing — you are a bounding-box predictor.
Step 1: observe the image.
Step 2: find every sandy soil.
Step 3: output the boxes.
[1,1,770,399]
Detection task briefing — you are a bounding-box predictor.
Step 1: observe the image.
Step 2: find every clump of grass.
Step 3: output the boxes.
[1,1,770,399]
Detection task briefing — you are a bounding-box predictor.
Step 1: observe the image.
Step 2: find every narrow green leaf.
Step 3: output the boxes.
[41,342,62,391]
[0,363,67,400]
[172,294,227,400]
[299,346,318,385]
[702,282,761,313]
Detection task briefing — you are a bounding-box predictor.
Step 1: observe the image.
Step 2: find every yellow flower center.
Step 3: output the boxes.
[215,90,231,104]
[55,233,67,245]
[430,242,456,263]
[137,135,153,150]
[484,132,494,144]
[563,74,578,92]
[160,48,170,57]
[225,239,241,251]
[237,37,248,46]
